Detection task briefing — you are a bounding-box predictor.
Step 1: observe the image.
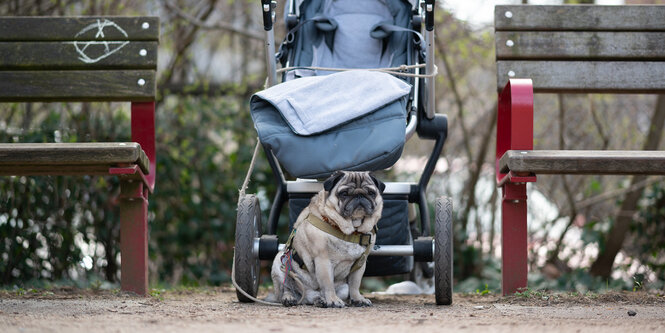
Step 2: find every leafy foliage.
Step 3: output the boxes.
[0,96,275,287]
[632,184,665,282]
[1,103,127,284]
[149,95,273,285]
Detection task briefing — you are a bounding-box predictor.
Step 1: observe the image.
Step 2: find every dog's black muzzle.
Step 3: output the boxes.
[342,195,374,217]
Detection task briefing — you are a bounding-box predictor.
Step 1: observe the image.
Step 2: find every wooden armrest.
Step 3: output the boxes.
[0,142,149,175]
[500,150,665,175]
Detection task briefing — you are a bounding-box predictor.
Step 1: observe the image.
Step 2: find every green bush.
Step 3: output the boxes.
[0,96,275,287]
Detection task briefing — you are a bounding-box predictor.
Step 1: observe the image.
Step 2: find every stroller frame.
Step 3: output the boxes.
[235,0,453,306]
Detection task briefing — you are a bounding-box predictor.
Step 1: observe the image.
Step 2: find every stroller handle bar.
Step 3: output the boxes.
[424,0,436,119]
[262,0,278,87]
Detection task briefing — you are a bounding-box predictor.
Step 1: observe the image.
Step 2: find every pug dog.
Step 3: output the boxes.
[267,171,385,307]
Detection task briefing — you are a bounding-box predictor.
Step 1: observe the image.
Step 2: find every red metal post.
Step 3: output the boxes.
[131,102,156,191]
[119,180,149,295]
[496,79,534,295]
[501,182,528,295]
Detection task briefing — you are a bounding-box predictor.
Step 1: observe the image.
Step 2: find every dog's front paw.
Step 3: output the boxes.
[349,297,372,307]
[314,295,346,308]
[281,294,298,307]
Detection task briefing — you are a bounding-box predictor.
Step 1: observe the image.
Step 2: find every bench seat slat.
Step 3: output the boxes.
[495,5,665,32]
[497,61,665,93]
[0,41,158,70]
[0,143,149,175]
[0,17,159,41]
[0,165,136,177]
[0,70,155,102]
[496,32,665,61]
[499,150,665,175]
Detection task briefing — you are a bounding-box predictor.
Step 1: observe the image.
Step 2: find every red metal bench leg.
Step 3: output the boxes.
[496,79,533,295]
[120,180,149,295]
[131,101,156,191]
[501,182,528,295]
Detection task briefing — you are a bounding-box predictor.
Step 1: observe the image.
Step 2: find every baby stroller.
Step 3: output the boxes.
[233,0,452,305]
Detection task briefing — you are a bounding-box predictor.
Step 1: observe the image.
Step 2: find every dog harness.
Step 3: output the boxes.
[281,214,376,276]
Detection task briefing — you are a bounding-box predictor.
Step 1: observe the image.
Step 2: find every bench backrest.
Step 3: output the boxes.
[0,17,158,102]
[495,5,665,94]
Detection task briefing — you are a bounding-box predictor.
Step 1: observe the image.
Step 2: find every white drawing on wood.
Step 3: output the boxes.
[69,19,130,63]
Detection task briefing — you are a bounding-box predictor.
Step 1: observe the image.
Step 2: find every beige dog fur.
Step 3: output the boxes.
[268,171,384,307]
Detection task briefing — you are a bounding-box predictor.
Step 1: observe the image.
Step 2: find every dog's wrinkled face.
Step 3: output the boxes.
[323,171,385,229]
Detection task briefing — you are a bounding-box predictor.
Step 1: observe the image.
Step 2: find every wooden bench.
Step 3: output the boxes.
[0,16,159,295]
[494,5,665,295]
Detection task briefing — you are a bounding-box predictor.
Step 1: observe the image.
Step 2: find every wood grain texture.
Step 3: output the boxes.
[497,61,665,93]
[495,5,665,31]
[0,143,149,174]
[0,41,157,70]
[0,17,159,41]
[496,32,665,60]
[0,70,156,101]
[499,150,665,175]
[0,165,123,176]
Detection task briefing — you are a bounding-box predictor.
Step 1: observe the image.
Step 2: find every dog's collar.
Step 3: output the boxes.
[305,214,376,247]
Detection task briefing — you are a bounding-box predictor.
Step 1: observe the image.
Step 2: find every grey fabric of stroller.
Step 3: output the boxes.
[252,70,410,136]
[365,199,413,276]
[252,96,406,178]
[290,0,412,77]
[291,0,395,77]
[251,0,413,178]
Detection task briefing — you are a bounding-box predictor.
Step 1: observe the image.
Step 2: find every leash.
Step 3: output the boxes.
[238,138,261,198]
[235,138,278,305]
[231,250,282,306]
[235,139,308,305]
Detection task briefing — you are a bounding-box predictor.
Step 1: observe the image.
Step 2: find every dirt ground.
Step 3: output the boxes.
[1,287,664,332]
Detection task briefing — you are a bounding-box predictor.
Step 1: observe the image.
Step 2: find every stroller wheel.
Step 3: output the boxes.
[434,196,453,305]
[234,195,262,302]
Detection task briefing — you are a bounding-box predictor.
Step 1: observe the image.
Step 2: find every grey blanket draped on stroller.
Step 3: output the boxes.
[251,70,411,178]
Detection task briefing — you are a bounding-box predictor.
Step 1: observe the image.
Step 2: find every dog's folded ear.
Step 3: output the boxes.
[370,173,386,193]
[323,171,345,192]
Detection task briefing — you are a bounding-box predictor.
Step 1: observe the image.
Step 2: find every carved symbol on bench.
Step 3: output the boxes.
[69,19,130,64]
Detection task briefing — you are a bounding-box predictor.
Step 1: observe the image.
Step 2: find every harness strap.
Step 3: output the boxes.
[278,15,337,62]
[370,22,426,51]
[350,239,373,273]
[306,214,374,247]
[292,251,306,269]
[283,214,377,274]
[306,214,375,273]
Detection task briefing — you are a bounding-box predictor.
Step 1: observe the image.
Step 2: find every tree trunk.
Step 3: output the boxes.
[460,102,497,232]
[590,95,665,278]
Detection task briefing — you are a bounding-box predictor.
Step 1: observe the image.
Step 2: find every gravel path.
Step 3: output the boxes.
[1,288,664,332]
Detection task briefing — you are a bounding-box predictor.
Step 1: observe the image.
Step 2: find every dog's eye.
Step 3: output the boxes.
[367,189,376,198]
[339,190,349,197]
